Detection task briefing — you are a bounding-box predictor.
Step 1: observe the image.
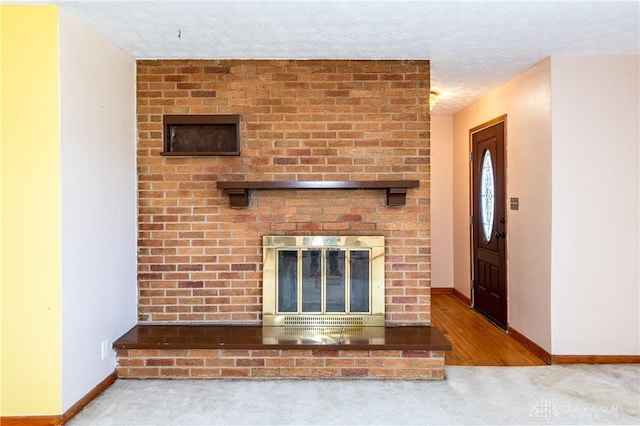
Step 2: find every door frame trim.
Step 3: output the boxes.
[468,115,508,316]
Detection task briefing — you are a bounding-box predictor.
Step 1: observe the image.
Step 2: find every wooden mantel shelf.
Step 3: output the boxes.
[216,180,420,208]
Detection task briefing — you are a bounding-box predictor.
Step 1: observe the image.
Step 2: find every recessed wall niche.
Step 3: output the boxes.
[162,114,240,156]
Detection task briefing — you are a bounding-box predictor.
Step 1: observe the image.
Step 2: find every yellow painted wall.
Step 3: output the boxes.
[1,5,62,416]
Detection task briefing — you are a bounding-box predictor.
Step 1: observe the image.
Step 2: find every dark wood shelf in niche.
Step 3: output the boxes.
[216,180,420,208]
[162,114,240,156]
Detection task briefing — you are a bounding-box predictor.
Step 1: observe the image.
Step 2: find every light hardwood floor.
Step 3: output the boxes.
[431,293,545,366]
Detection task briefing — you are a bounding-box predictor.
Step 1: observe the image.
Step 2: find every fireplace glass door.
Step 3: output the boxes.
[277,248,370,315]
[263,235,384,326]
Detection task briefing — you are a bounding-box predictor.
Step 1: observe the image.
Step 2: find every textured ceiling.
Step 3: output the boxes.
[21,1,640,115]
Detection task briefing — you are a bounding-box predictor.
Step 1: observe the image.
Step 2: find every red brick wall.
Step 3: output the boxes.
[136,60,431,325]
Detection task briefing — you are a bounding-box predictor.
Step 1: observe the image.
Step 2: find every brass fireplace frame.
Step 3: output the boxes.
[262,236,385,327]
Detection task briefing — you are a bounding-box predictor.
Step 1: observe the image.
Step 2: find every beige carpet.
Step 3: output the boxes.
[69,364,639,425]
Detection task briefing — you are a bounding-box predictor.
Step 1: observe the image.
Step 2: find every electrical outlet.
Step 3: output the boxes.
[101,340,110,360]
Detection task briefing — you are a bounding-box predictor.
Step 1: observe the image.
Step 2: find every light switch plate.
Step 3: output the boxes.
[510,197,519,210]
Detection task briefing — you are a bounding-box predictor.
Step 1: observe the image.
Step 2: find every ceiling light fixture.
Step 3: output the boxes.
[429,91,439,111]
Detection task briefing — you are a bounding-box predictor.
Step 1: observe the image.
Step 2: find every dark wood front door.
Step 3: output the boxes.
[471,118,507,329]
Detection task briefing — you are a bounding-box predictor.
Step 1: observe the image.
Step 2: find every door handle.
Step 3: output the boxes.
[495,232,506,239]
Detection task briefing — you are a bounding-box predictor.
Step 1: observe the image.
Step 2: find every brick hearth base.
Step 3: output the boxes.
[114,325,451,380]
[116,348,446,379]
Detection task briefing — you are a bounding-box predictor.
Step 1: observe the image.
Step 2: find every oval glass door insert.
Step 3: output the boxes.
[480,149,495,242]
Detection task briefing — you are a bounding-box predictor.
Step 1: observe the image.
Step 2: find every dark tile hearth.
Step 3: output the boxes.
[114,325,451,352]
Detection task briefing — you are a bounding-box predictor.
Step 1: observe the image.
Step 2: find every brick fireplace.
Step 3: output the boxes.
[119,59,446,379]
[137,59,431,325]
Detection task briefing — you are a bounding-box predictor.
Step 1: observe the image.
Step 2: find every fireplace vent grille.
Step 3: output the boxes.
[282,326,365,337]
[282,315,364,327]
